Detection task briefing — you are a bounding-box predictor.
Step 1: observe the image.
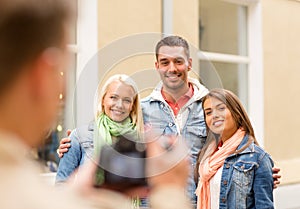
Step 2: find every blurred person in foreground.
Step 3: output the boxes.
[0,0,192,209]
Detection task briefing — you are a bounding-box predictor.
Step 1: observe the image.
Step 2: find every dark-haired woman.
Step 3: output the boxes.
[195,89,274,209]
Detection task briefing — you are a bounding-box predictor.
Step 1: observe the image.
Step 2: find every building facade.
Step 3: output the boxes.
[56,0,300,186]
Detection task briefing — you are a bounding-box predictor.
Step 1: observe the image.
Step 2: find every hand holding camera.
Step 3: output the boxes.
[96,134,147,192]
[95,133,189,196]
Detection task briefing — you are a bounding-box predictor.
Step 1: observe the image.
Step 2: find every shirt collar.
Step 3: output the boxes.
[161,83,194,104]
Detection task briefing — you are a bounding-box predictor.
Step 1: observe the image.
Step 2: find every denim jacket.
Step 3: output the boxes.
[55,122,94,184]
[219,135,274,209]
[141,78,208,204]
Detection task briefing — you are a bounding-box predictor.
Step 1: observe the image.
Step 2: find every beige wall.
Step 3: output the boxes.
[97,0,162,97]
[97,0,200,96]
[173,0,199,47]
[173,0,200,79]
[98,0,162,48]
[262,0,300,184]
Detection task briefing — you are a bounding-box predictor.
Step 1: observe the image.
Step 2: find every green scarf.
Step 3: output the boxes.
[93,113,137,186]
[94,113,137,156]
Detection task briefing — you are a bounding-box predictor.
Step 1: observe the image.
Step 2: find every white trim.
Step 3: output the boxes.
[162,0,173,35]
[76,0,98,127]
[220,0,258,6]
[237,6,248,111]
[77,0,98,81]
[198,51,250,64]
[248,1,264,145]
[67,44,78,53]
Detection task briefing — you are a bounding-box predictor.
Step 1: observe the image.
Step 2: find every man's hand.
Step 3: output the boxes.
[56,129,72,158]
[272,166,281,189]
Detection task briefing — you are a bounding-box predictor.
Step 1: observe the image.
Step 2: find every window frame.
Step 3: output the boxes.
[197,0,264,145]
[74,0,99,128]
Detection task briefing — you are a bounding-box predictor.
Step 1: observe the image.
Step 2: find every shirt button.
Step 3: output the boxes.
[223,180,228,185]
[225,164,230,169]
[168,123,173,127]
[221,197,226,203]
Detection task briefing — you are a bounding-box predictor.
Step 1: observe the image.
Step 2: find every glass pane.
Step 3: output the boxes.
[36,53,77,173]
[36,0,78,173]
[199,60,248,109]
[199,0,248,55]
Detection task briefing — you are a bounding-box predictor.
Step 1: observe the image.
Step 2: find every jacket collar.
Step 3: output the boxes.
[149,77,208,103]
[228,134,255,157]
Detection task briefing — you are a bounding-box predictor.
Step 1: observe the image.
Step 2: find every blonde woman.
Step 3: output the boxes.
[55,74,144,184]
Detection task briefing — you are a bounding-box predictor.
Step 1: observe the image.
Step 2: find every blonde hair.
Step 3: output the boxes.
[95,74,144,136]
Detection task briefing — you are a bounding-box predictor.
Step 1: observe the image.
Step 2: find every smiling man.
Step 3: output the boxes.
[141,35,209,206]
[142,35,281,208]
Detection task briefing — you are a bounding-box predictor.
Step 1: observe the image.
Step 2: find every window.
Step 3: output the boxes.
[198,0,264,143]
[199,0,248,105]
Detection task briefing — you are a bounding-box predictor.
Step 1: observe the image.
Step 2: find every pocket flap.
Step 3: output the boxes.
[233,161,255,172]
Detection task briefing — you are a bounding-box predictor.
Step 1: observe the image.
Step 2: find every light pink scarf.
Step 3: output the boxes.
[195,128,245,209]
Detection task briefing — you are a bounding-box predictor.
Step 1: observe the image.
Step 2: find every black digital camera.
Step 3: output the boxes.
[95,135,147,191]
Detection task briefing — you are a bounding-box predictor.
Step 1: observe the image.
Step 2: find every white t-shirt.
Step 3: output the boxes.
[210,166,223,209]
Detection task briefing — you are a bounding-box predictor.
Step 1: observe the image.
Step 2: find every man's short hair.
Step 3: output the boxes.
[0,0,72,95]
[155,35,190,60]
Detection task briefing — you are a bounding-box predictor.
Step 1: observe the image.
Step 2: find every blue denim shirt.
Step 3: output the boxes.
[219,135,274,209]
[141,78,208,205]
[55,122,94,184]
